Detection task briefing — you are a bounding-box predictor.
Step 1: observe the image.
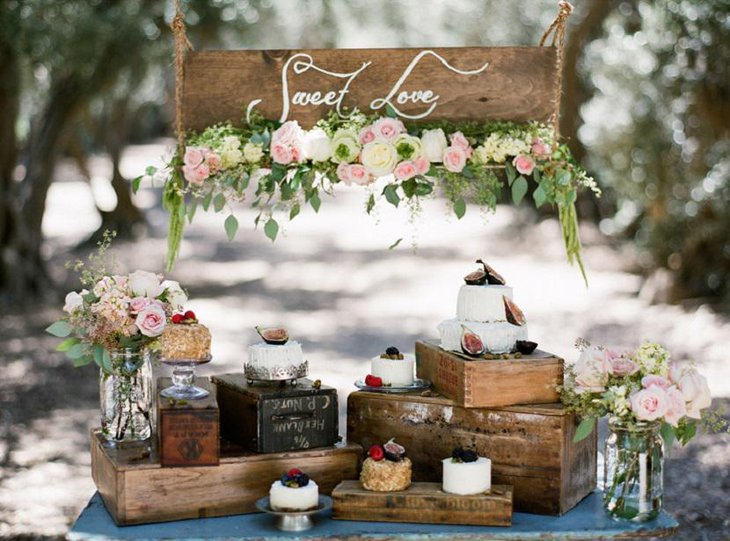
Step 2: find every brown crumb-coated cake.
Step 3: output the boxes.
[360,457,412,492]
[160,323,211,361]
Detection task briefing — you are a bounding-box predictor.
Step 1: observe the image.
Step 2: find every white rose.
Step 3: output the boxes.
[221,147,243,168]
[303,128,333,162]
[671,365,711,419]
[330,128,360,164]
[242,142,263,164]
[128,270,162,298]
[572,346,609,393]
[63,290,86,314]
[222,135,241,150]
[393,133,422,160]
[360,139,399,177]
[421,129,448,163]
[161,280,187,311]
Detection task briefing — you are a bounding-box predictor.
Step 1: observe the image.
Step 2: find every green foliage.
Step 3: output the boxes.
[573,417,596,442]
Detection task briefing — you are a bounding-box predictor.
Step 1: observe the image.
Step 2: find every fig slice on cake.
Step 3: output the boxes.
[476,258,506,285]
[460,325,486,356]
[503,296,526,326]
[464,270,488,286]
[255,326,289,345]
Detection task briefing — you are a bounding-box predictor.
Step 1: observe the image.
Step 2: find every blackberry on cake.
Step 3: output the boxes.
[269,468,319,511]
[442,446,492,495]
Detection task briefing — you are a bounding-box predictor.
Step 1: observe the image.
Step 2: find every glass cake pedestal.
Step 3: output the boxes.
[159,356,212,400]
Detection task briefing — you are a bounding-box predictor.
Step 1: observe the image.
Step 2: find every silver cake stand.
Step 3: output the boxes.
[255,495,332,532]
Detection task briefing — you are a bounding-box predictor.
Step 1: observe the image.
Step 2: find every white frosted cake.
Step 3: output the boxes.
[245,327,308,381]
[442,449,491,495]
[438,260,529,355]
[269,469,319,511]
[248,341,304,366]
[371,347,414,385]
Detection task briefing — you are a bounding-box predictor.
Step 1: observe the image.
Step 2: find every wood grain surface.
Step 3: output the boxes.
[182,46,558,130]
[332,481,513,526]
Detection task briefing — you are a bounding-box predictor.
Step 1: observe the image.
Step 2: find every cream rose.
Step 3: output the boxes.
[303,128,333,162]
[331,128,360,163]
[135,304,167,337]
[161,279,188,311]
[360,140,398,177]
[220,146,243,168]
[128,270,162,298]
[671,365,711,419]
[421,129,448,163]
[572,346,609,393]
[63,291,86,314]
[243,142,263,163]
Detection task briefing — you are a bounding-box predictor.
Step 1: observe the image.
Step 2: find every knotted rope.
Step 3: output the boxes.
[172,0,192,152]
[540,0,574,148]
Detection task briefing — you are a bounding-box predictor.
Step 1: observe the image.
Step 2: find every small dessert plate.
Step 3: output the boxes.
[255,495,332,532]
[354,378,431,393]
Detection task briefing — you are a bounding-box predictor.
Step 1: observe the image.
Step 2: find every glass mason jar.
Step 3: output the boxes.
[603,418,664,522]
[100,348,153,443]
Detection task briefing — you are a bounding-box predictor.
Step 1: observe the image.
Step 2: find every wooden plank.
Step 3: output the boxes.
[347,391,596,515]
[182,46,558,130]
[157,377,219,467]
[332,481,512,526]
[415,340,563,407]
[90,429,361,525]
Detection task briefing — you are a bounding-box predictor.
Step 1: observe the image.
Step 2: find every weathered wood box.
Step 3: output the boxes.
[90,429,361,525]
[156,377,219,467]
[212,374,339,453]
[347,391,596,515]
[416,340,563,408]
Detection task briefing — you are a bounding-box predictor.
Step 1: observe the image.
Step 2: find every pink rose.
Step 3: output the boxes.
[348,164,372,186]
[413,155,430,176]
[608,356,639,377]
[206,152,221,173]
[359,126,376,145]
[129,296,151,315]
[394,160,417,181]
[182,163,210,186]
[642,375,671,390]
[290,143,304,163]
[531,138,551,160]
[630,386,669,422]
[270,142,293,165]
[336,162,351,184]
[183,147,206,168]
[513,154,536,176]
[272,120,303,145]
[371,118,404,142]
[442,146,467,173]
[664,386,687,427]
[135,303,166,337]
[449,132,472,158]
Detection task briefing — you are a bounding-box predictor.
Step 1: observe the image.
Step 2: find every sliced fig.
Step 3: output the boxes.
[255,326,289,345]
[516,340,538,354]
[383,438,406,462]
[464,270,488,286]
[476,258,506,285]
[460,325,486,356]
[503,296,526,326]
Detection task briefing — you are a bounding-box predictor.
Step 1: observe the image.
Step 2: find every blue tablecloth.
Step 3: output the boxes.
[69,491,678,540]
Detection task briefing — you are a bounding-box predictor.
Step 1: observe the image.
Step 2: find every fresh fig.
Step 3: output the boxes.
[516,340,538,354]
[255,326,289,345]
[464,270,488,286]
[460,326,486,356]
[503,296,526,326]
[476,259,506,285]
[383,438,406,462]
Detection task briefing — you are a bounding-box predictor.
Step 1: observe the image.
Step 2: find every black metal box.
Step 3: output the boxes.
[211,374,339,453]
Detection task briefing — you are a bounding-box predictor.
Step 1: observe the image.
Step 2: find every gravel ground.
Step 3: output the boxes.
[0,145,728,540]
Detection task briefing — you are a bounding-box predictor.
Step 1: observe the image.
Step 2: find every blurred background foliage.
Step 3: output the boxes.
[0,0,728,309]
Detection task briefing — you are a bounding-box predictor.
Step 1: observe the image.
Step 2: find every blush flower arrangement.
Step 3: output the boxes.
[141,109,599,277]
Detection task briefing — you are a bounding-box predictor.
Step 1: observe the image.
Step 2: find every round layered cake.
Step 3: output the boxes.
[442,448,491,495]
[370,347,414,386]
[246,341,308,381]
[360,439,412,492]
[438,319,527,355]
[270,469,319,511]
[159,322,211,361]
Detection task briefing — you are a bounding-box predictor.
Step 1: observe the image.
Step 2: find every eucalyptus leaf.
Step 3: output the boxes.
[213,193,226,213]
[557,169,572,186]
[66,343,86,360]
[264,218,279,242]
[453,198,466,219]
[660,422,675,452]
[187,200,198,223]
[46,321,73,338]
[533,184,547,208]
[224,214,239,241]
[102,349,112,373]
[366,194,376,214]
[573,417,596,442]
[202,191,213,212]
[511,176,528,205]
[56,337,80,352]
[505,162,517,186]
[289,203,301,220]
[310,191,321,212]
[383,185,400,207]
[73,355,94,368]
[385,103,398,118]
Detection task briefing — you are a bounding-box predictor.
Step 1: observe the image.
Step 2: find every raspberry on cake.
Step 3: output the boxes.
[360,438,412,492]
[442,447,492,495]
[159,311,211,361]
[370,346,415,386]
[269,469,319,511]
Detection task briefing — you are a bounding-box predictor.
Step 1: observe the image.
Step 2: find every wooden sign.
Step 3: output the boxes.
[332,481,513,526]
[182,46,558,130]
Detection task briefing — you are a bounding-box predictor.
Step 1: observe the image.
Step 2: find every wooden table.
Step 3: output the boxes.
[69,491,678,540]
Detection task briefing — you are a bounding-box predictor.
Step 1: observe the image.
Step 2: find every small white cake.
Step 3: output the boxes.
[248,341,304,366]
[439,319,528,354]
[457,284,514,322]
[269,479,319,511]
[371,353,415,386]
[442,457,491,495]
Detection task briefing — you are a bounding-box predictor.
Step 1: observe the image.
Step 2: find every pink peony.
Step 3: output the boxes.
[664,385,687,427]
[270,142,293,165]
[371,117,404,142]
[413,155,430,176]
[272,120,303,145]
[449,131,472,158]
[129,296,151,315]
[442,146,467,173]
[642,375,671,390]
[630,386,669,422]
[531,138,551,160]
[359,126,376,145]
[394,160,417,181]
[348,164,372,186]
[183,146,206,168]
[182,163,210,186]
[135,303,166,337]
[513,154,536,176]
[336,162,351,184]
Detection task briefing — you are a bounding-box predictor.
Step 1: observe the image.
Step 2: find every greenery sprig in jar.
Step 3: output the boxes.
[46,233,190,443]
[559,339,724,522]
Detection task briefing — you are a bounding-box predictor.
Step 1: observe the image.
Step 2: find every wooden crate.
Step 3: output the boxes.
[415,340,563,408]
[212,374,339,453]
[332,481,512,526]
[157,377,219,467]
[90,430,361,525]
[347,391,596,516]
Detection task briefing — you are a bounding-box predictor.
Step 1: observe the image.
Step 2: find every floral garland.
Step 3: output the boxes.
[141,110,600,279]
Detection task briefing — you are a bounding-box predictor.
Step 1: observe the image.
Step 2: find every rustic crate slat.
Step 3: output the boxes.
[332,481,513,526]
[347,391,596,516]
[415,340,564,408]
